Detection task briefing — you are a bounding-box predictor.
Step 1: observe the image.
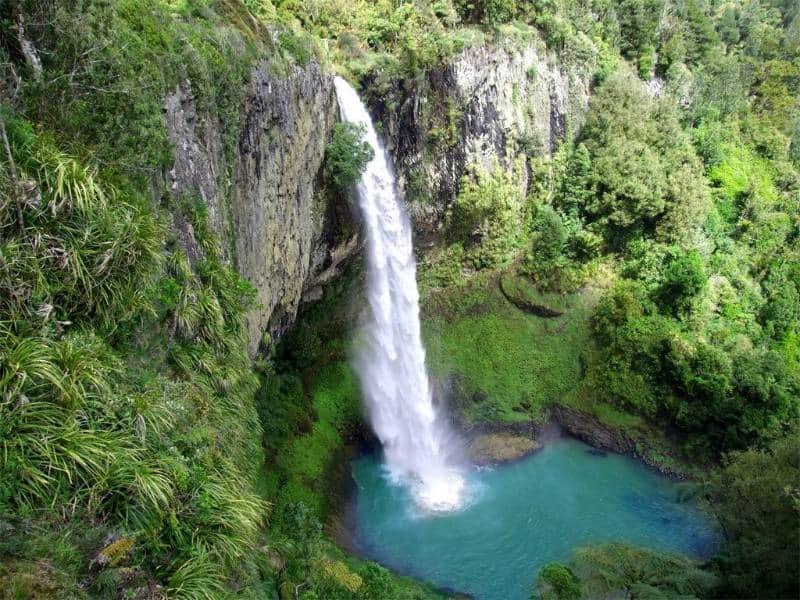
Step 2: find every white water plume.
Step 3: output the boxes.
[334,76,465,512]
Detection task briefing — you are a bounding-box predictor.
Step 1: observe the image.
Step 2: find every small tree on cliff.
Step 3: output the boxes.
[325,122,374,190]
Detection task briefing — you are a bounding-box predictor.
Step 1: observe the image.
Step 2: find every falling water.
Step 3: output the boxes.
[334,77,465,512]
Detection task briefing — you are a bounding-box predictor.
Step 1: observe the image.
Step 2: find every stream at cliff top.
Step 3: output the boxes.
[350,437,719,600]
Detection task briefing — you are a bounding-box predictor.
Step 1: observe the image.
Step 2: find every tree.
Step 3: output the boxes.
[616,0,664,60]
[710,435,800,599]
[593,279,655,342]
[451,160,525,269]
[555,142,592,216]
[455,0,518,27]
[325,122,374,189]
[530,205,566,262]
[658,251,706,315]
[579,70,709,244]
[534,564,581,600]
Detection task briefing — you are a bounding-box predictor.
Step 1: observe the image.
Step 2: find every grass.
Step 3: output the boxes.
[499,272,574,314]
[270,361,361,517]
[422,271,600,425]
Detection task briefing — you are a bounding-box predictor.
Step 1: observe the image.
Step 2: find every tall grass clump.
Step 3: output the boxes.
[0,113,268,595]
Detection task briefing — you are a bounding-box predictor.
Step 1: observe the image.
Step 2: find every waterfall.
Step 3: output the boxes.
[334,77,465,512]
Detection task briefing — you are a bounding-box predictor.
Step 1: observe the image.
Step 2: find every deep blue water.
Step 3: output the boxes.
[350,437,719,600]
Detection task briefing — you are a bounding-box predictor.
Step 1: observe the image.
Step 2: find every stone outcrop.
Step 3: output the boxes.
[232,61,350,353]
[468,432,542,465]
[165,60,358,355]
[551,405,635,455]
[552,405,691,479]
[164,35,595,354]
[367,34,596,245]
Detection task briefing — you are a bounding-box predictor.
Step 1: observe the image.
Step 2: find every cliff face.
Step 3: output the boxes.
[164,36,594,354]
[165,60,357,355]
[368,36,595,245]
[231,61,348,353]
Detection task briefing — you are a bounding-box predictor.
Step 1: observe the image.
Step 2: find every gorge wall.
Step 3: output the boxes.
[163,33,595,353]
[164,59,356,354]
[366,35,596,245]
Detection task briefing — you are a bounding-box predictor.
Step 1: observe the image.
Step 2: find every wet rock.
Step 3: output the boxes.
[551,405,635,455]
[165,60,358,355]
[368,34,595,245]
[469,433,542,465]
[498,275,564,317]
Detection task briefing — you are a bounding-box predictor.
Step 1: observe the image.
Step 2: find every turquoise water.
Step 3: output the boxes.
[350,437,719,600]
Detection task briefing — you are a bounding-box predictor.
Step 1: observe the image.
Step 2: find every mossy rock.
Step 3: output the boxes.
[498,274,567,317]
[468,433,542,465]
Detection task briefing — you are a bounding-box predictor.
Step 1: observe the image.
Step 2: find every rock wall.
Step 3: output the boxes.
[163,34,596,354]
[165,60,357,355]
[232,61,351,354]
[366,34,596,245]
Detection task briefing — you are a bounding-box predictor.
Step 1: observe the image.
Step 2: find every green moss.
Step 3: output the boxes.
[499,273,573,314]
[260,264,366,519]
[272,362,360,516]
[422,272,600,425]
[561,384,644,430]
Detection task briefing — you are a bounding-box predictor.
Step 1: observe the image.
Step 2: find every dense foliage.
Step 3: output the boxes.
[325,122,374,190]
[709,434,800,599]
[0,114,266,596]
[534,543,718,600]
[1,0,798,598]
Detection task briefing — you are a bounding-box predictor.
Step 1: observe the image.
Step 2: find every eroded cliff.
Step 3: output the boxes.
[367,34,596,245]
[164,34,595,353]
[165,59,357,354]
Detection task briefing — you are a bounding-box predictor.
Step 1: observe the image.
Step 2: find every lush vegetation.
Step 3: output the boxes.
[422,271,599,425]
[325,123,374,190]
[1,0,798,598]
[0,113,267,596]
[413,1,798,597]
[534,543,718,600]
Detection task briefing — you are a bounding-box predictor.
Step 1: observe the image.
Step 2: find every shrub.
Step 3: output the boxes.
[530,206,567,263]
[579,70,709,244]
[571,543,717,598]
[325,122,374,190]
[534,544,717,599]
[535,563,581,600]
[710,435,800,599]
[657,251,706,315]
[451,159,526,269]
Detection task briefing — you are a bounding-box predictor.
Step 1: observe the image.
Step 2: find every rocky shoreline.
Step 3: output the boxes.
[549,405,693,480]
[453,402,693,479]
